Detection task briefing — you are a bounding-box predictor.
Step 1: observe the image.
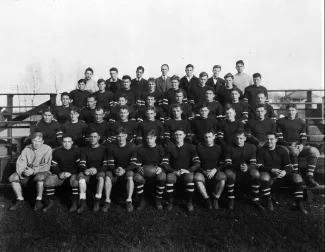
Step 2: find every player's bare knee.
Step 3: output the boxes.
[8,172,20,183]
[250,169,260,180]
[225,169,235,179]
[260,172,271,182]
[194,172,205,183]
[34,172,47,182]
[292,173,303,183]
[184,173,194,183]
[134,173,144,183]
[309,147,320,158]
[166,173,177,184]
[215,171,226,181]
[156,171,166,182]
[44,176,56,187]
[70,176,79,188]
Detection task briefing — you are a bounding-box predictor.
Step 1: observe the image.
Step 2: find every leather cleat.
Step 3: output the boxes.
[126,201,133,212]
[9,200,25,211]
[228,198,235,210]
[69,199,78,212]
[102,202,110,213]
[205,198,213,211]
[77,199,86,214]
[252,200,265,211]
[156,198,163,210]
[187,200,194,212]
[267,198,275,212]
[43,199,55,212]
[136,199,146,211]
[212,198,220,210]
[33,200,44,211]
[295,201,308,215]
[305,176,319,188]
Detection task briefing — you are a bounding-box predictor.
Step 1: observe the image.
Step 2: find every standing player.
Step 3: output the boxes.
[250,91,276,120]
[77,130,108,213]
[155,64,172,93]
[87,107,110,144]
[84,67,97,93]
[206,65,225,93]
[114,75,139,107]
[243,73,268,106]
[8,132,52,211]
[161,129,200,211]
[131,66,149,92]
[162,75,187,111]
[94,78,114,111]
[70,79,91,108]
[166,90,194,120]
[53,92,71,124]
[224,129,264,210]
[179,64,200,92]
[79,94,97,124]
[136,95,165,123]
[194,88,223,119]
[108,95,136,123]
[194,129,226,210]
[188,72,211,110]
[43,135,80,212]
[134,130,166,210]
[257,132,308,214]
[137,77,163,107]
[217,73,243,106]
[105,67,123,94]
[276,104,320,187]
[228,89,250,122]
[233,60,253,91]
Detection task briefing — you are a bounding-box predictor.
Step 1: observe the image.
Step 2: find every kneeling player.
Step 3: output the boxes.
[77,130,108,213]
[194,130,226,210]
[161,129,200,211]
[43,135,80,212]
[101,127,138,212]
[257,132,308,214]
[224,129,264,210]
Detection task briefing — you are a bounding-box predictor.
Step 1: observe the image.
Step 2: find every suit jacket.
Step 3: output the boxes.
[155,76,172,93]
[105,78,123,94]
[206,77,225,93]
[131,78,149,92]
[179,75,200,92]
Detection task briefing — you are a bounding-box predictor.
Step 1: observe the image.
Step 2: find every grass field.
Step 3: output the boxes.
[0,187,324,252]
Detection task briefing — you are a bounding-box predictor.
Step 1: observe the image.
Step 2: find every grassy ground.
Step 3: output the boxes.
[0,186,324,252]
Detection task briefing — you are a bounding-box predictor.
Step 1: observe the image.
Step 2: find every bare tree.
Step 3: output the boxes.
[21,64,42,107]
[49,60,63,94]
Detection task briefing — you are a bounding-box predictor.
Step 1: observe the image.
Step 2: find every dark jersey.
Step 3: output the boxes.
[108,120,138,143]
[70,89,91,108]
[162,89,187,111]
[188,85,211,106]
[250,103,276,120]
[87,121,110,142]
[35,119,62,147]
[243,85,268,106]
[105,78,123,94]
[217,119,245,147]
[194,101,224,119]
[276,117,307,146]
[161,143,200,172]
[107,143,138,172]
[166,103,194,120]
[136,105,165,122]
[256,146,293,174]
[51,146,80,175]
[191,117,218,144]
[217,85,243,106]
[206,77,225,93]
[131,78,148,92]
[138,90,163,106]
[79,145,108,173]
[94,90,114,109]
[114,88,139,106]
[224,143,257,170]
[179,75,200,93]
[61,120,88,146]
[245,118,276,145]
[79,107,96,124]
[229,101,250,121]
[136,145,165,167]
[164,119,191,144]
[196,143,223,171]
[53,106,70,124]
[108,105,136,123]
[137,120,164,144]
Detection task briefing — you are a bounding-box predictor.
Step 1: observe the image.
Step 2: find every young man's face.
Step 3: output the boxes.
[172,107,182,119]
[70,111,79,121]
[85,70,93,80]
[32,136,44,150]
[175,92,184,103]
[205,90,215,102]
[256,93,266,104]
[235,133,246,147]
[204,132,215,146]
[136,69,144,79]
[119,109,129,121]
[236,63,244,74]
[87,97,96,109]
[98,82,106,91]
[89,133,100,145]
[78,82,86,91]
[255,107,266,120]
[199,76,208,86]
[231,91,240,101]
[146,135,157,147]
[225,108,236,120]
[171,80,179,90]
[253,76,261,86]
[117,132,128,146]
[43,112,53,123]
[118,97,127,106]
[94,109,104,123]
[62,137,73,150]
[146,96,156,107]
[185,67,193,77]
[174,130,186,143]
[200,107,209,118]
[146,110,156,121]
[225,77,233,88]
[266,134,277,149]
[161,65,169,76]
[148,81,156,92]
[212,67,221,77]
[61,95,70,107]
[123,79,131,89]
[110,71,118,80]
[287,107,297,119]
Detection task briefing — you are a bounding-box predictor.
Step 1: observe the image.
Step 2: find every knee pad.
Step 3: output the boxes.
[184,173,194,183]
[134,173,145,183]
[292,173,303,183]
[8,173,20,183]
[259,172,271,182]
[250,169,260,180]
[44,176,56,187]
[156,172,166,182]
[215,171,226,181]
[194,172,205,183]
[34,172,47,182]
[225,169,236,179]
[166,173,177,184]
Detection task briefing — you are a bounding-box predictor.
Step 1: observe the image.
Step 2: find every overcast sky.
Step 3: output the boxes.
[0,0,323,99]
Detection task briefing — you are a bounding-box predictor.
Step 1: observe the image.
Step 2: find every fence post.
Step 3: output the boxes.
[6,94,14,155]
[50,94,57,107]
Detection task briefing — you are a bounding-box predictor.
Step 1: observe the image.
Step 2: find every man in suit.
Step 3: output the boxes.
[206,65,225,94]
[131,66,148,92]
[155,64,172,93]
[179,64,200,93]
[105,67,123,94]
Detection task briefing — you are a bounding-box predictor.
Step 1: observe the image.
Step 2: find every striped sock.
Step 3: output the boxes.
[260,182,271,199]
[45,187,55,199]
[156,183,165,199]
[186,182,195,200]
[136,183,144,196]
[226,180,235,199]
[251,182,260,201]
[293,182,304,199]
[71,187,78,199]
[165,183,174,201]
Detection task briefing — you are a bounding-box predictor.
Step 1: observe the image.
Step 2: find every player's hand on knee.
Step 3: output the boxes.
[156,167,162,175]
[174,170,181,176]
[138,166,144,176]
[58,172,65,180]
[278,170,286,178]
[84,169,91,176]
[116,167,125,176]
[271,168,281,177]
[240,163,248,172]
[180,169,189,175]
[23,167,34,177]
[207,168,217,179]
[296,144,303,152]
[64,172,72,178]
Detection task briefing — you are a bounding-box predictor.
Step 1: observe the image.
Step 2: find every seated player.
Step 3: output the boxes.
[179,64,200,92]
[277,104,320,187]
[108,95,136,123]
[243,73,268,107]
[114,75,139,107]
[137,77,163,107]
[224,129,264,210]
[53,92,71,124]
[79,94,97,124]
[191,103,218,145]
[136,95,165,122]
[164,104,192,145]
[76,130,108,213]
[194,129,226,210]
[217,107,245,148]
[136,107,164,146]
[101,127,138,212]
[35,107,62,148]
[134,130,166,210]
[217,73,243,106]
[108,106,138,144]
[166,90,194,120]
[43,135,80,212]
[105,67,123,94]
[188,72,211,109]
[245,104,276,148]
[87,107,110,144]
[8,132,52,211]
[70,79,91,108]
[131,66,149,92]
[228,88,250,122]
[161,128,200,211]
[250,91,276,120]
[61,106,88,147]
[257,132,308,214]
[94,78,114,111]
[194,87,223,119]
[162,75,187,112]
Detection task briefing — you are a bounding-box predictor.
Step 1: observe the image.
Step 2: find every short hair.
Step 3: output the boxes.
[171,104,182,111]
[146,106,156,113]
[235,129,246,137]
[70,106,80,113]
[175,89,184,95]
[256,91,266,97]
[85,67,93,74]
[62,134,73,141]
[199,103,209,110]
[136,66,144,72]
[199,72,209,78]
[255,104,266,111]
[95,107,104,113]
[31,132,43,140]
[146,129,157,137]
[236,60,244,66]
[61,92,70,99]
[224,103,234,111]
[213,65,221,70]
[119,105,129,112]
[253,73,262,79]
[87,94,97,100]
[204,128,216,135]
[161,64,169,70]
[186,64,194,69]
[148,77,156,83]
[230,88,241,94]
[118,94,128,101]
[173,128,186,135]
[146,94,156,100]
[205,87,215,93]
[110,67,118,73]
[266,132,277,138]
[88,129,100,136]
[42,107,53,114]
[78,79,86,84]
[97,78,105,85]
[170,75,180,82]
[122,75,132,82]
[116,126,128,135]
[286,103,296,110]
[224,73,234,79]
